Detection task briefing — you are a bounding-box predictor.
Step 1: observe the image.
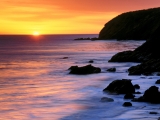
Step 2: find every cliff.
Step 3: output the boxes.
[99,7,160,40]
[102,7,160,75]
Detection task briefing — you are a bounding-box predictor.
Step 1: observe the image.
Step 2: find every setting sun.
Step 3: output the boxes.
[33,31,40,36]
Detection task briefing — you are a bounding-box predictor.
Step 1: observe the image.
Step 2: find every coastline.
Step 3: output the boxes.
[0,36,150,119]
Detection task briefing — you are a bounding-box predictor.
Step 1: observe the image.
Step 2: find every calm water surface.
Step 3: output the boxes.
[0,35,159,120]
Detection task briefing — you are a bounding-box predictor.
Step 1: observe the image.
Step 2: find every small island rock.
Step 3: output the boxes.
[89,60,94,63]
[103,79,135,94]
[132,86,160,103]
[123,102,132,107]
[134,84,140,89]
[149,112,158,114]
[62,57,68,59]
[100,97,114,102]
[155,79,160,84]
[107,68,116,72]
[68,64,101,75]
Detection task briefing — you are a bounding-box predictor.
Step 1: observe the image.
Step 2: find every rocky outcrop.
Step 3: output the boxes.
[108,36,160,75]
[99,7,160,40]
[109,39,160,61]
[103,79,135,94]
[68,64,101,75]
[134,84,140,89]
[62,57,68,59]
[155,80,160,84]
[100,97,114,102]
[123,102,132,107]
[88,60,94,63]
[108,50,151,62]
[99,8,160,75]
[106,8,160,75]
[74,37,99,40]
[128,59,160,75]
[149,112,158,114]
[132,86,160,103]
[99,7,160,106]
[107,67,116,72]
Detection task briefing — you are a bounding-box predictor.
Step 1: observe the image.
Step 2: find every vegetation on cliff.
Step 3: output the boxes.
[101,7,160,75]
[99,7,160,40]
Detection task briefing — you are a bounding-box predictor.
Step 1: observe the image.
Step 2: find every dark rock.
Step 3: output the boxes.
[109,41,160,75]
[91,37,99,40]
[134,84,140,89]
[124,93,135,99]
[108,51,137,62]
[143,86,160,103]
[107,68,116,72]
[99,7,160,40]
[103,79,135,94]
[100,97,114,102]
[89,60,94,63]
[99,8,160,76]
[68,66,78,70]
[128,59,160,75]
[155,79,160,84]
[69,64,101,75]
[123,102,132,107]
[149,112,158,114]
[132,86,160,103]
[74,37,90,40]
[74,37,99,40]
[128,65,142,75]
[62,57,68,59]
[143,72,152,76]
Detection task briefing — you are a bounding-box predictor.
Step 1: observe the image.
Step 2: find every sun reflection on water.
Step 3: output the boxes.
[0,36,145,120]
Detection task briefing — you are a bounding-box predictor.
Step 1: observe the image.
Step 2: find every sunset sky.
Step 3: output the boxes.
[1,0,160,34]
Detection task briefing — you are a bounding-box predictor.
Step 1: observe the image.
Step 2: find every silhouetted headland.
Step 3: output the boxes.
[102,7,160,75]
[100,7,160,104]
[99,7,160,40]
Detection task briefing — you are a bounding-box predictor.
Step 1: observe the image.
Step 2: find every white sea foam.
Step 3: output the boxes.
[0,35,158,120]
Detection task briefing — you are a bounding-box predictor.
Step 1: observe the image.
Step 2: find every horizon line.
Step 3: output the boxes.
[0,33,99,36]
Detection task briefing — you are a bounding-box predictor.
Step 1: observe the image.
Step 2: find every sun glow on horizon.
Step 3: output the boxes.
[33,31,40,36]
[0,1,159,34]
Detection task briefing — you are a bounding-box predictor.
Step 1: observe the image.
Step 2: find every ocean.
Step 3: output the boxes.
[0,34,159,120]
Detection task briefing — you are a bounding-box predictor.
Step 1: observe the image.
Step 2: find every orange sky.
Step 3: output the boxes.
[0,0,160,34]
